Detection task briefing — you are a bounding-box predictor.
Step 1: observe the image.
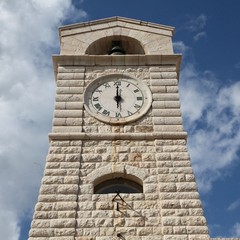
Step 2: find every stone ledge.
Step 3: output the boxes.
[49,132,187,141]
[211,239,240,240]
[52,55,181,81]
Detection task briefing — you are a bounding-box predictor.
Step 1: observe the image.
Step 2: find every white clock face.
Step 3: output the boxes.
[84,75,152,124]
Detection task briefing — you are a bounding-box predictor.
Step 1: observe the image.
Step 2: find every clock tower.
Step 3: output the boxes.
[29,17,210,240]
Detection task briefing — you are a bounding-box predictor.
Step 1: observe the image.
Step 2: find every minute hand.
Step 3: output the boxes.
[114,85,122,108]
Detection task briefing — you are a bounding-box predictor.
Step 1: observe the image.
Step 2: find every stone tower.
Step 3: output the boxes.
[29,17,210,240]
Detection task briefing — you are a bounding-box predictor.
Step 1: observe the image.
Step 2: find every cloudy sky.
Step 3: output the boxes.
[0,0,239,239]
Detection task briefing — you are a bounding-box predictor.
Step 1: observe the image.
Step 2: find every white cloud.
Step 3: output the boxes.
[227,199,240,211]
[180,64,240,193]
[0,209,20,240]
[235,62,240,69]
[185,14,207,32]
[0,0,87,239]
[193,31,206,41]
[173,41,190,54]
[182,14,207,42]
[231,222,240,237]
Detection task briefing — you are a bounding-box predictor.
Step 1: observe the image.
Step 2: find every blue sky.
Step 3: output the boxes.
[0,0,239,239]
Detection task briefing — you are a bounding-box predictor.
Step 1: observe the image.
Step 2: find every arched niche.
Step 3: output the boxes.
[94,173,143,194]
[85,35,145,55]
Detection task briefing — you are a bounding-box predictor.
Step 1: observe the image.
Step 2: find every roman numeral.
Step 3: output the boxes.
[95,89,102,93]
[94,103,102,111]
[137,97,143,101]
[114,81,121,86]
[134,89,140,93]
[92,97,99,101]
[134,104,141,109]
[115,112,122,118]
[103,83,110,88]
[127,111,133,116]
[102,109,110,116]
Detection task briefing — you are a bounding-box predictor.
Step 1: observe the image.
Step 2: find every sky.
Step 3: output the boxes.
[0,0,239,239]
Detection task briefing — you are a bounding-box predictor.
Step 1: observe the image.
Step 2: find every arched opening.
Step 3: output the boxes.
[86,35,145,55]
[94,176,143,194]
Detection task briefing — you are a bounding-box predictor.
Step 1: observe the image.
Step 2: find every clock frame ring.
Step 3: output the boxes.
[83,74,152,125]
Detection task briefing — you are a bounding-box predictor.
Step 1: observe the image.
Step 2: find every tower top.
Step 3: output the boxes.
[59,16,175,35]
[58,16,175,56]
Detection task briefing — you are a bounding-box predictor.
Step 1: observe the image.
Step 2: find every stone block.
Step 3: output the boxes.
[180,200,202,208]
[77,219,95,228]
[176,182,197,192]
[164,235,188,240]
[57,80,84,87]
[156,153,171,161]
[44,169,68,176]
[151,79,178,86]
[161,200,181,209]
[92,210,113,218]
[181,216,207,226]
[40,185,58,195]
[31,220,50,228]
[186,226,209,234]
[50,219,76,228]
[173,226,187,234]
[55,202,77,211]
[152,109,181,117]
[56,87,83,94]
[166,86,178,93]
[163,145,187,152]
[95,218,113,227]
[79,184,93,194]
[161,72,177,79]
[64,176,79,184]
[29,228,54,237]
[159,183,177,192]
[137,227,153,236]
[54,110,83,118]
[152,93,179,101]
[45,162,61,169]
[54,228,75,236]
[55,94,82,102]
[144,184,158,193]
[78,202,95,211]
[162,216,181,226]
[58,66,85,73]
[57,73,74,80]
[42,176,64,184]
[150,86,166,93]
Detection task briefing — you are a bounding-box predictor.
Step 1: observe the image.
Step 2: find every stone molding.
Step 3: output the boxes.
[48,132,188,141]
[52,54,182,81]
[87,164,147,187]
[211,239,240,240]
[59,16,175,37]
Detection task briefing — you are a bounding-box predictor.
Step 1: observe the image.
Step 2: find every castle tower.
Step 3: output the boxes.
[29,17,209,240]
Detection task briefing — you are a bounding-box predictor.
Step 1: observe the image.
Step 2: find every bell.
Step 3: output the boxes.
[109,41,125,55]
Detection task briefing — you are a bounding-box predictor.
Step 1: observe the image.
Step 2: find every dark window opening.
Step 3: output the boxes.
[86,36,145,55]
[94,177,143,194]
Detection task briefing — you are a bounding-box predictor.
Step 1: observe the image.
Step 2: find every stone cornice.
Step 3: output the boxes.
[59,16,175,38]
[48,132,187,141]
[52,54,182,81]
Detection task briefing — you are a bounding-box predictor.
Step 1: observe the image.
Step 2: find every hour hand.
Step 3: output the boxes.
[114,85,122,108]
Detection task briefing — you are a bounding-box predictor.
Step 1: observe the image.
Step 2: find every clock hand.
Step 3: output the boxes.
[114,85,122,109]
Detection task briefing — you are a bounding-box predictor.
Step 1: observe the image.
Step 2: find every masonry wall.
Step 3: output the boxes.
[52,62,183,134]
[29,60,212,239]
[29,137,210,240]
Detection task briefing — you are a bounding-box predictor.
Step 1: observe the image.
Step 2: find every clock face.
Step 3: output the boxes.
[84,75,152,124]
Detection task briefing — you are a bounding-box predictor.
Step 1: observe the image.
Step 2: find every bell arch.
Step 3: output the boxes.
[85,35,145,55]
[94,175,143,194]
[87,164,147,194]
